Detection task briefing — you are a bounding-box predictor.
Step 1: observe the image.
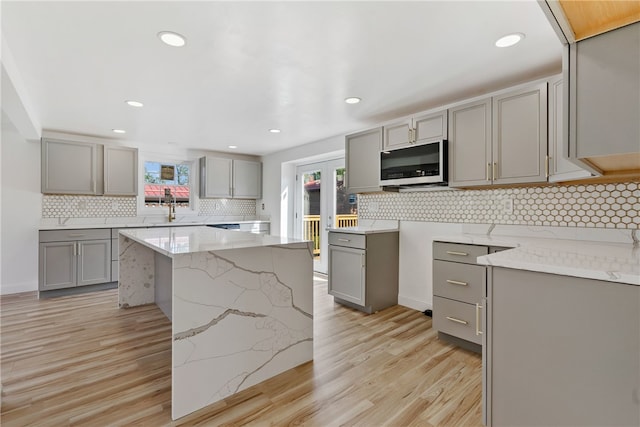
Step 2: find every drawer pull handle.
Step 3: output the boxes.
[446,279,468,286]
[476,303,483,336]
[446,250,468,256]
[445,316,468,325]
[68,233,86,237]
[338,238,351,242]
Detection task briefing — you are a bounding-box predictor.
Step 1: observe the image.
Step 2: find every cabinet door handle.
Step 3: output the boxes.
[68,233,86,237]
[73,242,77,256]
[476,303,483,336]
[545,155,550,178]
[338,238,351,242]
[486,163,491,181]
[361,253,366,268]
[446,250,468,257]
[492,162,497,181]
[446,279,468,286]
[446,316,468,325]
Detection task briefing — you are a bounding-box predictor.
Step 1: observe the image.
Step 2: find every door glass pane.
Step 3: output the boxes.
[303,170,321,261]
[334,167,357,228]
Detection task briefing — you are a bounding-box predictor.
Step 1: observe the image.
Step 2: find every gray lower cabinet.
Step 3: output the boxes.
[432,242,489,347]
[328,230,399,314]
[485,267,639,426]
[39,229,111,291]
[345,127,383,194]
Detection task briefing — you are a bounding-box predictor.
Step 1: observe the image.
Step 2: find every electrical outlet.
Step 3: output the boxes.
[77,200,87,210]
[369,202,379,212]
[111,202,120,211]
[502,197,514,214]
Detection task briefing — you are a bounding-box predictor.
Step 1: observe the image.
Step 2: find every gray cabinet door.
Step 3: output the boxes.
[42,139,97,194]
[345,127,382,194]
[200,156,232,198]
[232,159,261,199]
[487,267,640,426]
[448,98,492,187]
[413,109,447,145]
[571,22,640,160]
[39,241,76,290]
[104,146,138,195]
[77,239,111,286]
[328,245,365,306]
[492,82,547,185]
[383,119,412,150]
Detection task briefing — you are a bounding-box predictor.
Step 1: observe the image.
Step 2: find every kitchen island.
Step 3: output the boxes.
[117,226,313,420]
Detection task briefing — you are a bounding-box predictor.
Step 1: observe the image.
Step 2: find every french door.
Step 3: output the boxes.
[295,158,357,273]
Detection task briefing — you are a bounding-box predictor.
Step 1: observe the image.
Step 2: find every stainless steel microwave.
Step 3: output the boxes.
[380,140,448,187]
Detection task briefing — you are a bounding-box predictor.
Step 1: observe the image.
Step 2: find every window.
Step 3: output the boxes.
[143,161,191,209]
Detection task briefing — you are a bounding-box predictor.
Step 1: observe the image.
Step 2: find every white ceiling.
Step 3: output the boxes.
[1,1,562,156]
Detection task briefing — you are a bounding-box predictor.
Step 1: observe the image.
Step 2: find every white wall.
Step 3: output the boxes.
[260,134,344,237]
[398,221,463,311]
[1,113,41,294]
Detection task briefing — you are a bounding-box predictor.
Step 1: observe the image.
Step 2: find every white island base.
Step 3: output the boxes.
[118,226,313,420]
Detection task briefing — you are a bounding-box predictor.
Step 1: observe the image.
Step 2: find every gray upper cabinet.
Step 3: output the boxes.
[569,22,640,172]
[104,146,138,196]
[345,127,382,194]
[492,82,547,185]
[383,110,447,150]
[449,82,548,187]
[232,159,262,199]
[42,138,97,194]
[548,76,592,182]
[448,98,492,187]
[199,156,261,199]
[200,156,232,198]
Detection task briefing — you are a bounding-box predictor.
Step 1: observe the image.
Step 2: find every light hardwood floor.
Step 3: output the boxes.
[1,276,482,426]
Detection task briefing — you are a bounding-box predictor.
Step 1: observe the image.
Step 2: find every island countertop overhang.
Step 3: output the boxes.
[119,226,310,256]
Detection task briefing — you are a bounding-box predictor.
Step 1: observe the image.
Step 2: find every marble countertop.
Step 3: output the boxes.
[434,233,640,286]
[119,226,307,256]
[39,219,270,231]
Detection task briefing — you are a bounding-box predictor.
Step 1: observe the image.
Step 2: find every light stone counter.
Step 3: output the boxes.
[118,226,313,420]
[434,232,639,286]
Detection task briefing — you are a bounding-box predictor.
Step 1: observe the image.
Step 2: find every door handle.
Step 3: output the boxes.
[338,238,351,242]
[446,279,468,286]
[476,303,483,336]
[446,250,468,257]
[446,316,468,325]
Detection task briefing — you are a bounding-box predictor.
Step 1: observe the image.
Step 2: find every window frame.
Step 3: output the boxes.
[137,154,199,217]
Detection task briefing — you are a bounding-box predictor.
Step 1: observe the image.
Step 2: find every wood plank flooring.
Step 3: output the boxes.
[1,276,482,426]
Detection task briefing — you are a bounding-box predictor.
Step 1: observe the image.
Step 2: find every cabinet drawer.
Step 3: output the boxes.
[433,242,488,264]
[433,260,485,304]
[433,296,481,345]
[328,232,366,249]
[40,228,111,243]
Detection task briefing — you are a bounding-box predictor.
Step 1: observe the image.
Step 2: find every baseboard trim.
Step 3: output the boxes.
[398,295,432,312]
[0,281,38,295]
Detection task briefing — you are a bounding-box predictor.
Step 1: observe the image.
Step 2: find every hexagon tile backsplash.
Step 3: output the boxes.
[358,181,640,229]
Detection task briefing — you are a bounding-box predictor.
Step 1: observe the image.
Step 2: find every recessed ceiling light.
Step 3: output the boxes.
[125,100,144,107]
[228,145,237,149]
[495,33,525,48]
[158,31,186,47]
[345,97,361,104]
[269,129,281,133]
[112,129,126,134]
